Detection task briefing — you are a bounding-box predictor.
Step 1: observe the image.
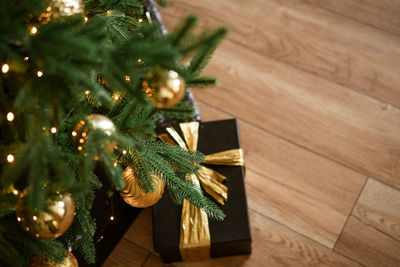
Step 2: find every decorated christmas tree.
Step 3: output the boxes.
[0,0,227,265]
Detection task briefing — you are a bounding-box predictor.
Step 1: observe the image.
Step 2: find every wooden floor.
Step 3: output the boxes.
[105,0,400,266]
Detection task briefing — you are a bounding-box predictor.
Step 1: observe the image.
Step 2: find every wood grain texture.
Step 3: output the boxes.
[161,0,400,108]
[102,238,149,267]
[111,209,360,267]
[105,1,400,266]
[163,1,400,188]
[352,178,400,241]
[194,39,400,189]
[143,254,175,267]
[122,207,155,252]
[197,101,366,248]
[302,0,400,36]
[335,216,400,266]
[162,0,400,190]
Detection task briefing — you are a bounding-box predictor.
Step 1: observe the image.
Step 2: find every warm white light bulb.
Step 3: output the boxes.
[110,216,114,221]
[7,154,14,163]
[2,64,9,73]
[122,150,127,155]
[84,17,88,22]
[138,18,143,23]
[71,131,77,136]
[50,127,57,134]
[37,71,43,77]
[6,112,14,122]
[30,26,38,35]
[84,90,90,95]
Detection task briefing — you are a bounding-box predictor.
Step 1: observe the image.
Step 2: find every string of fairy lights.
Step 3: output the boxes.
[2,4,182,240]
[1,8,149,227]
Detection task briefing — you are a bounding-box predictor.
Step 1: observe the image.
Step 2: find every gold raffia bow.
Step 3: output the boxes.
[159,121,244,261]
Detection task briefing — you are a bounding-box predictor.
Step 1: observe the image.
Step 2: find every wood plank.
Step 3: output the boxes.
[353,178,400,241]
[117,207,361,266]
[335,216,400,266]
[302,0,400,37]
[195,40,400,188]
[143,254,175,267]
[162,7,400,189]
[138,208,361,266]
[102,238,149,267]
[196,101,366,248]
[123,208,155,252]
[162,0,400,108]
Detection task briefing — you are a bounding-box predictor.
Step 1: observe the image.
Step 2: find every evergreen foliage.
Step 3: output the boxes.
[0,0,226,265]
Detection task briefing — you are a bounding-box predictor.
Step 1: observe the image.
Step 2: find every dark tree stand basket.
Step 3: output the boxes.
[75,1,201,266]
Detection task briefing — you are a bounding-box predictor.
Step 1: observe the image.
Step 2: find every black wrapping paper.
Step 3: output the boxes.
[153,119,252,263]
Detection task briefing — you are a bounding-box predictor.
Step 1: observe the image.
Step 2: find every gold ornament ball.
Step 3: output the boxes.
[120,167,165,208]
[72,114,116,153]
[39,0,84,22]
[29,252,78,267]
[15,191,76,239]
[142,68,186,109]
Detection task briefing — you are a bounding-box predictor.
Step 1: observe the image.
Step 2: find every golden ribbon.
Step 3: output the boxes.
[159,121,244,261]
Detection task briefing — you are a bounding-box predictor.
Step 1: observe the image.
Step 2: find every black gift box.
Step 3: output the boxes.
[153,119,252,263]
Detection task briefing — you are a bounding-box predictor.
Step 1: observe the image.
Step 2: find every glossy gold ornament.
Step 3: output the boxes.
[142,68,186,109]
[15,190,76,239]
[72,114,116,154]
[39,0,84,22]
[29,252,78,267]
[120,167,165,208]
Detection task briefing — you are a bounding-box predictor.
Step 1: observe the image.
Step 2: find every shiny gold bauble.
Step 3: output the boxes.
[29,252,78,267]
[15,190,76,239]
[72,114,116,153]
[142,68,186,109]
[39,0,84,22]
[120,167,165,208]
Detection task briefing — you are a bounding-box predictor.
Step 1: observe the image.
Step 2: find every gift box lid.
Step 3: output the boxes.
[153,119,252,262]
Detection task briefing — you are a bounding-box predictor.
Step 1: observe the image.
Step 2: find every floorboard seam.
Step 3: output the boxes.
[352,214,400,243]
[140,252,152,267]
[226,37,400,110]
[247,166,332,206]
[197,99,400,191]
[333,176,369,249]
[301,1,400,40]
[249,207,363,266]
[123,237,177,266]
